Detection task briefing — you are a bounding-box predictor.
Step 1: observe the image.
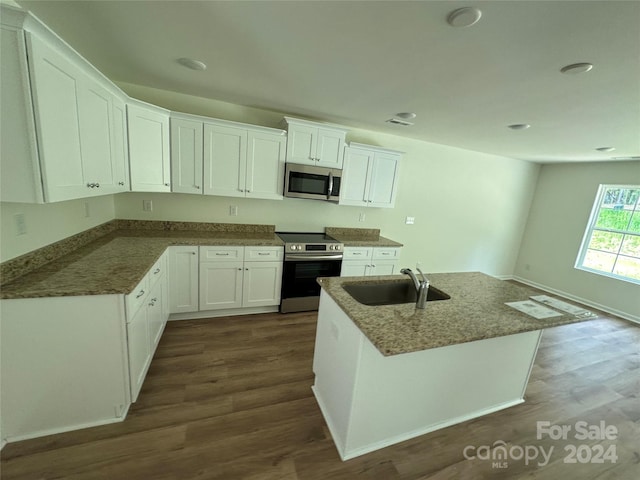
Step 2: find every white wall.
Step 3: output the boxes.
[0,195,115,262]
[115,83,540,277]
[514,161,640,320]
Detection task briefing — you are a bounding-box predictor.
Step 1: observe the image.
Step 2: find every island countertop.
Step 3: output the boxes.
[317,272,598,356]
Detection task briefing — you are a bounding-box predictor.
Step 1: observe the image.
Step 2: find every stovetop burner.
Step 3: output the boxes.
[277,232,340,244]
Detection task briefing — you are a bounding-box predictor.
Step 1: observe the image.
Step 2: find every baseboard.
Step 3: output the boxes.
[3,414,126,445]
[169,305,279,321]
[511,275,639,324]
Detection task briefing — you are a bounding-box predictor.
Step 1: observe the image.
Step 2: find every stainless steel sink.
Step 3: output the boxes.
[343,280,450,306]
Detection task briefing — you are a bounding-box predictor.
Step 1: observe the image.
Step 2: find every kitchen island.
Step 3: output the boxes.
[313,272,597,460]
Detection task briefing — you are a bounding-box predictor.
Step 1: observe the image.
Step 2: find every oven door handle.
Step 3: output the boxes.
[285,254,344,261]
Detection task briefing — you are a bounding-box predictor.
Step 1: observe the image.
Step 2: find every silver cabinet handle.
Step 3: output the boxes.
[164,183,170,186]
[118,181,125,186]
[95,183,100,188]
[195,185,200,189]
[245,268,249,271]
[237,268,242,271]
[136,289,145,299]
[153,268,160,274]
[191,252,196,255]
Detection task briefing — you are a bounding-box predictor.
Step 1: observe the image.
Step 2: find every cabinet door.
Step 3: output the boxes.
[340,261,371,277]
[126,304,150,402]
[111,96,130,191]
[128,103,171,192]
[199,261,243,310]
[242,261,282,307]
[339,147,372,206]
[203,123,246,197]
[1,26,43,203]
[77,76,118,194]
[316,127,345,168]
[26,32,87,202]
[370,261,398,276]
[171,118,203,194]
[246,131,285,200]
[285,124,316,166]
[368,153,400,208]
[147,278,165,353]
[168,246,199,314]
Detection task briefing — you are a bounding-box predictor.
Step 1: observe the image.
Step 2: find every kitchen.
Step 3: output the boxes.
[1,1,639,478]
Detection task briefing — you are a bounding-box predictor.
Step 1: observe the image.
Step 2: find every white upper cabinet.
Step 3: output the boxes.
[203,123,247,197]
[128,101,171,192]
[172,114,285,200]
[1,19,129,203]
[111,96,130,192]
[245,130,286,200]
[340,143,402,208]
[170,117,203,194]
[283,117,348,168]
[0,24,43,203]
[26,32,86,202]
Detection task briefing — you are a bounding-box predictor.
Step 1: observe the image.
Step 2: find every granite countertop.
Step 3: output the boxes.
[325,227,403,247]
[317,272,598,356]
[1,228,283,299]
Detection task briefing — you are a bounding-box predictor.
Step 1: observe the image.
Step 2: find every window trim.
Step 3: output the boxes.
[575,184,640,285]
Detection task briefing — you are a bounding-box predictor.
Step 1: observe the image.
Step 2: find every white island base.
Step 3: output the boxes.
[312,292,542,460]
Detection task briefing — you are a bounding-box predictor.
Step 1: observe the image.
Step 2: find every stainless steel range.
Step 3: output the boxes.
[277,232,344,313]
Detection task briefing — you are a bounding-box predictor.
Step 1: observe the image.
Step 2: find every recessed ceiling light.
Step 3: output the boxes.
[560,63,593,74]
[596,147,615,152]
[507,124,531,130]
[447,7,482,27]
[396,112,417,120]
[177,57,207,71]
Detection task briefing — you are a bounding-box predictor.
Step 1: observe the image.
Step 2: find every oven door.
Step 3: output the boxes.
[280,255,342,313]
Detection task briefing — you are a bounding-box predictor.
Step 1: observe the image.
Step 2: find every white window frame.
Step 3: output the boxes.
[575,184,640,285]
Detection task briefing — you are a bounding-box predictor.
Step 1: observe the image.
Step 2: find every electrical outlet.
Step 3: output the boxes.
[142,200,153,212]
[405,216,415,225]
[359,212,366,222]
[229,205,238,216]
[14,213,27,235]
[84,201,90,218]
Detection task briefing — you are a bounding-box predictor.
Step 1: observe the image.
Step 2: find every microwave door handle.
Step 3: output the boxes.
[327,172,333,200]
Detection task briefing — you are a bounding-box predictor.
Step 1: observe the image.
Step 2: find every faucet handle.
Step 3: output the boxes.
[416,267,429,284]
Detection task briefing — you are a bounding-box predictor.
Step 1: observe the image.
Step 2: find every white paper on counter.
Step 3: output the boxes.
[505,300,564,319]
[530,295,597,318]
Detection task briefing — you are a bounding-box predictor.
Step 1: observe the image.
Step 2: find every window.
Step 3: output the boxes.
[576,185,640,284]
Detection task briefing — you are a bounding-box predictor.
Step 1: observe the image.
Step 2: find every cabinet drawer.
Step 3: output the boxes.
[343,247,373,259]
[244,246,283,262]
[126,275,149,318]
[200,246,244,262]
[373,247,400,260]
[148,252,166,287]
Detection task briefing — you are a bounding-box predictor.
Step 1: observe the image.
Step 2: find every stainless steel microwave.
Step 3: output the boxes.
[284,163,341,202]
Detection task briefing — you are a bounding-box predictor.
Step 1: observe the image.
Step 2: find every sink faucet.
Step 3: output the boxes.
[400,267,430,309]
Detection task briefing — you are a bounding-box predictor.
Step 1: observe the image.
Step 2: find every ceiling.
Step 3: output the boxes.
[15,0,640,163]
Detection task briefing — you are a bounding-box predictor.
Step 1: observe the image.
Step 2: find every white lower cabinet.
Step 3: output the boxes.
[341,247,401,277]
[168,246,199,313]
[199,246,283,312]
[125,251,168,402]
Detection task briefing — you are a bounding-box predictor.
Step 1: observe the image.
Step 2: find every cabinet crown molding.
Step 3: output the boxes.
[283,116,350,133]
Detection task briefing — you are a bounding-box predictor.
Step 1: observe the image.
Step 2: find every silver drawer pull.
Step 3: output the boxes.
[215,253,230,256]
[353,253,362,255]
[257,253,269,256]
[136,289,145,299]
[154,268,161,274]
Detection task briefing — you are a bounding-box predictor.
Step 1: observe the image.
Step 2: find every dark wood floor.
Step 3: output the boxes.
[2,306,639,479]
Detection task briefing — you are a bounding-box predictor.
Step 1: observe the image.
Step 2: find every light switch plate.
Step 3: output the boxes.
[405,216,415,225]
